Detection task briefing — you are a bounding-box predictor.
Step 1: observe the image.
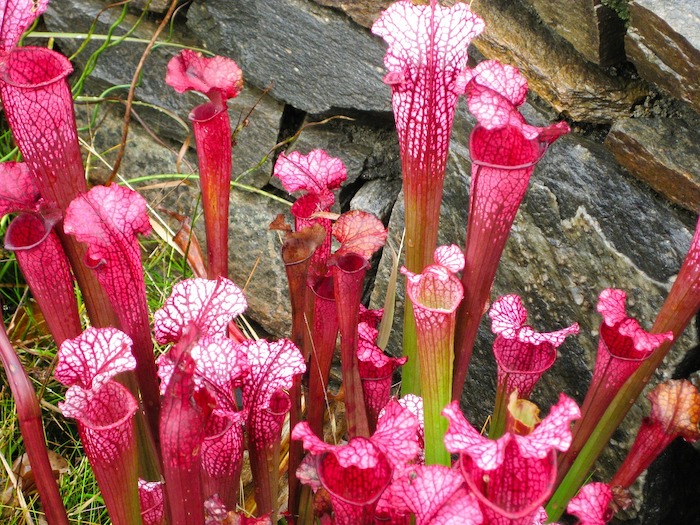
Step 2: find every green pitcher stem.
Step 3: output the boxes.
[401,183,443,397]
[418,335,453,466]
[401,303,421,396]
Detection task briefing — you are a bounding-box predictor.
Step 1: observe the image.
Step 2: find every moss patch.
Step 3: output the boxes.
[602,0,630,22]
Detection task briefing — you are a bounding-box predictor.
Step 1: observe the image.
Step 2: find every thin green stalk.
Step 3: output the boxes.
[545,375,634,521]
[30,31,212,55]
[67,3,133,97]
[418,331,452,466]
[123,174,293,206]
[297,485,315,525]
[377,232,404,351]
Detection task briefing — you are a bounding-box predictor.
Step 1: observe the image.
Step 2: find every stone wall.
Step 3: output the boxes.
[39,0,699,521]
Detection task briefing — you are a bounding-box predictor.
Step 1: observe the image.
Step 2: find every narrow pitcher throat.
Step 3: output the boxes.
[4,211,60,251]
[190,99,229,124]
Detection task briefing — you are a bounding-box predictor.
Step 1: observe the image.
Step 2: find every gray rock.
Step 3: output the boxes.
[43,0,284,188]
[626,0,700,114]
[227,192,294,339]
[605,117,700,212]
[76,104,196,187]
[533,137,693,284]
[185,0,391,114]
[129,0,171,14]
[310,0,390,28]
[350,178,402,223]
[522,0,626,66]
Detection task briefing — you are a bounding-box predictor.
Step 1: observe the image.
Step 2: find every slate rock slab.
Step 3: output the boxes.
[350,178,403,224]
[521,0,626,66]
[606,117,700,212]
[469,0,646,123]
[311,0,391,28]
[186,0,391,114]
[129,0,171,13]
[626,0,700,114]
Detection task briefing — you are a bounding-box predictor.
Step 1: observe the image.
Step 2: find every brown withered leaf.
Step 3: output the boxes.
[12,450,70,494]
[7,301,52,344]
[611,486,633,513]
[158,208,207,278]
[269,213,292,233]
[281,224,326,265]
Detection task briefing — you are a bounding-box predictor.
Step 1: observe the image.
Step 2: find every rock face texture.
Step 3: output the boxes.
[311,0,391,28]
[606,117,700,212]
[469,0,646,123]
[27,0,700,521]
[186,0,390,114]
[130,0,170,13]
[522,0,626,66]
[626,0,700,114]
[313,0,643,122]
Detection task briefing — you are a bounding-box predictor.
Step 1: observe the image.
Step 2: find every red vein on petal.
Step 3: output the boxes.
[453,64,569,399]
[56,327,135,390]
[154,277,247,345]
[445,396,579,522]
[566,482,613,525]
